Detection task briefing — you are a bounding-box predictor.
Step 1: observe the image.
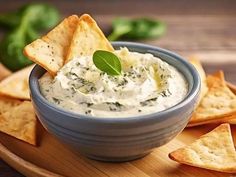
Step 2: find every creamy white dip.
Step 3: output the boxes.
[39,48,188,117]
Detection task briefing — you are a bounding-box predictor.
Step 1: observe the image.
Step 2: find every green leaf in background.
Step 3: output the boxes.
[107,18,132,41]
[108,18,166,41]
[0,4,59,30]
[0,31,33,71]
[93,50,122,76]
[23,4,60,30]
[0,3,60,71]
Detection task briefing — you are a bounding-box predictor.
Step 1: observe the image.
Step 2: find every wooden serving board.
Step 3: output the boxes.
[0,122,235,177]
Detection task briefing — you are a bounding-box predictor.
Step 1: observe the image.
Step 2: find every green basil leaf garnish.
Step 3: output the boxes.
[93,50,122,76]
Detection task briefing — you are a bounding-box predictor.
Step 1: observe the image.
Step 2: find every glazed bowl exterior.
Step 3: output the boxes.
[29,42,200,162]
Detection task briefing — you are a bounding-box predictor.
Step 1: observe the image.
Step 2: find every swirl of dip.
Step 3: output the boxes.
[39,48,188,117]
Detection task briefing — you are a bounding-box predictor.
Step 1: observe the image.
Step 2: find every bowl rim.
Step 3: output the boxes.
[29,41,200,123]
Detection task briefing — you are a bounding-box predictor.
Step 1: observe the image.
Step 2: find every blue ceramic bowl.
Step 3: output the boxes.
[29,42,200,162]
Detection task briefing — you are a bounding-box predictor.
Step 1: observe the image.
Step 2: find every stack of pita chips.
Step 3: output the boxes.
[188,58,236,127]
[24,14,114,76]
[0,65,36,145]
[169,57,236,173]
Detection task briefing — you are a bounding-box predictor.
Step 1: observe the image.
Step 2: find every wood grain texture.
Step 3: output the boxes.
[0,143,63,177]
[0,0,236,176]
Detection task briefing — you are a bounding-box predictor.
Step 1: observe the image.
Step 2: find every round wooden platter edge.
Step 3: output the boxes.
[0,142,63,177]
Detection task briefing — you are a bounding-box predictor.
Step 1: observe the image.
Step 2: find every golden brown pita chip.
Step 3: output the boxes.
[169,123,236,173]
[188,71,236,127]
[65,14,114,62]
[0,65,34,100]
[189,57,208,103]
[24,15,79,76]
[222,82,236,124]
[0,96,37,145]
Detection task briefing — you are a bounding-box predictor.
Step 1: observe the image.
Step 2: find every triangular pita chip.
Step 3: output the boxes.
[223,82,236,124]
[0,96,37,145]
[66,14,114,62]
[169,123,236,173]
[188,71,236,127]
[24,15,79,75]
[189,57,208,103]
[0,65,34,100]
